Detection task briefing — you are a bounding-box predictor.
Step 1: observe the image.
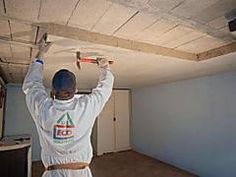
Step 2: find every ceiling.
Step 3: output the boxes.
[0,0,236,88]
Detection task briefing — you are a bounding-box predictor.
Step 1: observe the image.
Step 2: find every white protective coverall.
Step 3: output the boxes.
[22,59,114,177]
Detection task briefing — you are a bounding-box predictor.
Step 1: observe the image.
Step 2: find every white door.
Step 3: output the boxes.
[114,90,130,151]
[97,93,115,155]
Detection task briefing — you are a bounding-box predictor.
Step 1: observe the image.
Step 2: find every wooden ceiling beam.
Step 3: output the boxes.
[44,23,198,61]
[197,42,236,61]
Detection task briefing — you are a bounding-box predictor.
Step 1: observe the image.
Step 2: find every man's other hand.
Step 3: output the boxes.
[97,58,110,69]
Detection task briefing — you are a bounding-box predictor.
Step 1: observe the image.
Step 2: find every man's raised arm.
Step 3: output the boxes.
[22,38,51,120]
[85,58,114,117]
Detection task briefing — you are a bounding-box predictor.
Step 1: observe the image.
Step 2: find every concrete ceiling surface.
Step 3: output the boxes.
[0,0,236,88]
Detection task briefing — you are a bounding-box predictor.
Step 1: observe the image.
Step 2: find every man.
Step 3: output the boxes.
[22,42,114,177]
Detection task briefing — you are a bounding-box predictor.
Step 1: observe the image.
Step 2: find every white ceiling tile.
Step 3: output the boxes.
[164,31,205,48]
[192,0,236,23]
[208,16,228,30]
[154,25,194,45]
[68,0,112,30]
[135,19,177,44]
[11,45,31,59]
[114,12,158,38]
[0,0,5,15]
[148,0,185,12]
[0,19,10,38]
[176,35,228,53]
[10,21,36,42]
[171,0,218,19]
[5,0,40,21]
[38,0,78,25]
[0,43,12,58]
[92,3,137,35]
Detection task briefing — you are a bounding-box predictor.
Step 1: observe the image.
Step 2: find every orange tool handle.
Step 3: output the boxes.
[80,58,114,64]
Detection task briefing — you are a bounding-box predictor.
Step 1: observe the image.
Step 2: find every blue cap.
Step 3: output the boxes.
[52,69,76,93]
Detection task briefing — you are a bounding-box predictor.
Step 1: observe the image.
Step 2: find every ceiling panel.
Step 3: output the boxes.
[208,16,228,30]
[0,0,5,14]
[154,25,195,46]
[0,19,10,38]
[5,0,40,21]
[92,3,137,35]
[10,21,36,42]
[176,36,229,53]
[164,31,205,48]
[171,0,219,20]
[38,0,78,25]
[11,45,31,59]
[68,0,112,30]
[0,43,12,58]
[192,0,236,23]
[135,19,177,44]
[114,12,158,38]
[148,0,185,12]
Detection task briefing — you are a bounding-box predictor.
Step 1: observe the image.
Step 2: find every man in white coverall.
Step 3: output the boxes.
[22,43,114,177]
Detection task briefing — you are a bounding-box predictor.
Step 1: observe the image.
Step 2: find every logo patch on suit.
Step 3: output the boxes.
[53,112,75,144]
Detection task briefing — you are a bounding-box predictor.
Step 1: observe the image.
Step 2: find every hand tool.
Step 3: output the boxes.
[35,33,52,58]
[76,51,114,69]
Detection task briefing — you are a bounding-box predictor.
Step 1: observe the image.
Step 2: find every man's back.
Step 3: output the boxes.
[23,58,114,177]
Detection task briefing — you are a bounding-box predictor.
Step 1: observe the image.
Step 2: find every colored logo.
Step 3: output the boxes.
[53,112,75,142]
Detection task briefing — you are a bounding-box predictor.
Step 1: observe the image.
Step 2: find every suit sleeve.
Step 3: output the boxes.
[85,68,114,118]
[22,59,48,125]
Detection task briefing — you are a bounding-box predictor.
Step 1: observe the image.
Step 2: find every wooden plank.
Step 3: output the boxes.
[5,0,40,21]
[45,23,197,61]
[68,0,112,30]
[198,42,236,61]
[92,3,137,35]
[114,12,158,38]
[38,0,78,25]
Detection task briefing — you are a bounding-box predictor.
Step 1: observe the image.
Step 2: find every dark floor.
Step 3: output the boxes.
[33,150,197,177]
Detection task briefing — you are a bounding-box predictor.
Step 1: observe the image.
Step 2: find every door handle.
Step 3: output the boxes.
[113,117,116,121]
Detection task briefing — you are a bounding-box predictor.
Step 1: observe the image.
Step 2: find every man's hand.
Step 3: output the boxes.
[35,34,52,59]
[97,58,110,69]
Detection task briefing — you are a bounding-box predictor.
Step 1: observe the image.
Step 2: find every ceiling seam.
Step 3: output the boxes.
[134,18,160,37]
[66,0,81,26]
[37,0,43,21]
[169,0,186,12]
[2,0,6,13]
[160,28,201,46]
[173,35,206,49]
[154,24,179,41]
[90,2,113,31]
[112,11,140,36]
[7,20,13,60]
